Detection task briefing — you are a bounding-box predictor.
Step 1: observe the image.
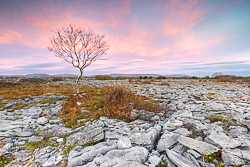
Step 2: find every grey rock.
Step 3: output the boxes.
[42,156,55,167]
[166,149,196,167]
[173,128,191,136]
[29,136,44,142]
[66,126,104,146]
[37,117,48,125]
[68,141,117,167]
[113,161,147,167]
[178,136,219,155]
[148,155,161,167]
[163,119,183,131]
[18,78,46,83]
[129,124,161,149]
[183,152,200,167]
[171,110,193,118]
[84,146,148,167]
[242,120,250,129]
[157,132,179,152]
[228,126,248,138]
[39,124,72,136]
[117,136,132,149]
[221,149,246,165]
[205,132,241,149]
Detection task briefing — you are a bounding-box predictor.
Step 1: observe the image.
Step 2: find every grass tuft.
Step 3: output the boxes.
[206,115,230,123]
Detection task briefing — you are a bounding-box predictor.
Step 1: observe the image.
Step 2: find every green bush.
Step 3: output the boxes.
[157,159,168,167]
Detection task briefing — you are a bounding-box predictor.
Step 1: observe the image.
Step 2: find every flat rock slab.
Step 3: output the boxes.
[66,126,104,146]
[205,132,241,149]
[178,135,219,155]
[157,132,179,152]
[68,141,117,167]
[83,146,148,167]
[166,149,196,167]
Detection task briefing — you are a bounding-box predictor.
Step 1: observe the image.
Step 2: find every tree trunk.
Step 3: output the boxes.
[76,69,83,95]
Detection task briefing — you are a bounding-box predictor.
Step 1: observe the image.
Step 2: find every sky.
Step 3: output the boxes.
[0,0,250,77]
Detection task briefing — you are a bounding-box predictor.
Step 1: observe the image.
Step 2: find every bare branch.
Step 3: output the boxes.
[47,24,110,94]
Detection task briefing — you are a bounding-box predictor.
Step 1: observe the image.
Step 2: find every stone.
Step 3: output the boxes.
[163,119,183,131]
[205,132,241,149]
[148,155,161,167]
[178,136,219,155]
[113,161,147,167]
[117,136,132,149]
[182,152,200,167]
[242,120,250,129]
[39,124,72,136]
[18,78,46,83]
[66,126,104,146]
[171,110,193,118]
[28,136,44,142]
[129,124,161,149]
[173,128,191,136]
[166,149,196,167]
[56,138,64,143]
[228,126,248,138]
[42,156,55,167]
[37,117,48,125]
[157,132,179,152]
[221,149,246,165]
[84,146,148,167]
[68,141,117,167]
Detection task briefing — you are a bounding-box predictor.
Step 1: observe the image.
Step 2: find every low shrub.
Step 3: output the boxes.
[156,76,166,79]
[200,150,222,164]
[104,85,163,122]
[94,75,113,80]
[52,77,63,81]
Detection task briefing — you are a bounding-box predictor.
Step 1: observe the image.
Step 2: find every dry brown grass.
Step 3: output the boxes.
[0,82,80,100]
[157,81,170,86]
[104,85,163,122]
[141,80,152,84]
[94,75,113,80]
[156,76,166,79]
[214,75,250,83]
[52,77,63,81]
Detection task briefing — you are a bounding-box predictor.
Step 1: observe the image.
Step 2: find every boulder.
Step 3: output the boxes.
[66,126,104,146]
[83,146,148,167]
[117,136,132,149]
[157,132,179,152]
[68,141,117,167]
[166,149,196,167]
[178,136,219,155]
[129,124,161,149]
[205,132,241,149]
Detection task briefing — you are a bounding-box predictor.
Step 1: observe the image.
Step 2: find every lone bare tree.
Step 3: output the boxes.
[47,24,109,95]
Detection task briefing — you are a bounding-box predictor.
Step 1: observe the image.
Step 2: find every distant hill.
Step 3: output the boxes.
[110,74,160,77]
[1,73,190,78]
[25,73,51,78]
[54,74,78,77]
[2,73,78,78]
[164,74,190,77]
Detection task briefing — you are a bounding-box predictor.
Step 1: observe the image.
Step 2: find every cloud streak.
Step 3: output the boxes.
[0,0,249,76]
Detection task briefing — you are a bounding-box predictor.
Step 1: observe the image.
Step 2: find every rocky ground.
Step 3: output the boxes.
[1,78,250,167]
